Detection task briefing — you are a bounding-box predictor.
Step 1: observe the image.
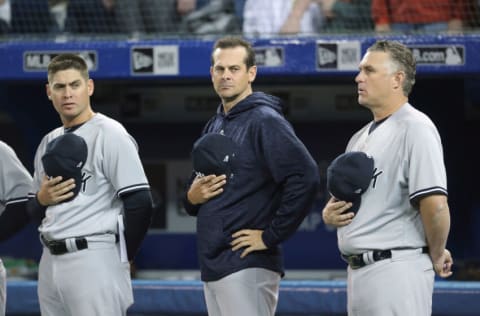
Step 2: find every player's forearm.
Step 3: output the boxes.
[183,194,200,216]
[263,172,320,248]
[448,19,462,32]
[121,189,153,260]
[26,195,47,223]
[280,0,312,34]
[288,0,312,20]
[124,207,152,260]
[182,173,201,216]
[0,202,31,241]
[419,195,451,262]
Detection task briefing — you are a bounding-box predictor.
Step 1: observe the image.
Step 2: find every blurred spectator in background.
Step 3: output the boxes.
[463,0,480,29]
[0,0,10,34]
[65,0,218,35]
[65,0,123,34]
[115,0,173,34]
[321,0,373,33]
[49,0,68,33]
[233,0,246,26]
[10,0,56,34]
[243,0,323,37]
[177,0,210,15]
[0,0,246,36]
[372,0,466,33]
[181,0,240,35]
[0,0,68,35]
[115,0,210,35]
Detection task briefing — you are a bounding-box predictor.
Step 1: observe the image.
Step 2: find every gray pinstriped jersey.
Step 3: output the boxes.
[32,113,150,240]
[0,141,33,214]
[338,103,448,255]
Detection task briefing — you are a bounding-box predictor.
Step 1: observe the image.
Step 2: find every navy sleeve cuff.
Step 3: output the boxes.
[261,229,280,249]
[182,195,201,216]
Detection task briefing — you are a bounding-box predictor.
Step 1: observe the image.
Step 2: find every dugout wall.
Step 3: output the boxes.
[0,34,478,275]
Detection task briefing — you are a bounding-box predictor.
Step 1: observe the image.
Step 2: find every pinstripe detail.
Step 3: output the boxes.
[5,196,30,205]
[410,186,448,200]
[117,183,150,197]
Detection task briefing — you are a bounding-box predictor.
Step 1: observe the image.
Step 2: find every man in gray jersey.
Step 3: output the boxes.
[322,40,453,315]
[27,54,153,316]
[0,141,33,316]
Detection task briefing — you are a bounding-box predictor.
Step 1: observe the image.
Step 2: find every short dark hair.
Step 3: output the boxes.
[211,36,255,69]
[47,54,89,82]
[368,40,416,96]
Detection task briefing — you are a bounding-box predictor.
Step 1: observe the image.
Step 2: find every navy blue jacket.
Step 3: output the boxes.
[184,91,320,282]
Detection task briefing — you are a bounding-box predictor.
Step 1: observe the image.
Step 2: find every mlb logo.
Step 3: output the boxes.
[23,51,97,72]
[254,47,284,67]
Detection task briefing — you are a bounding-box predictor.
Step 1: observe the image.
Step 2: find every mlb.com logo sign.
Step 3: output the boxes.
[409,45,465,65]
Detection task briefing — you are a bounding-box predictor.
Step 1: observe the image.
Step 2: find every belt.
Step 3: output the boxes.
[341,247,429,270]
[41,234,88,255]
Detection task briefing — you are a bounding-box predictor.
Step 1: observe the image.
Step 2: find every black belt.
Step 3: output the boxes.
[41,234,88,255]
[341,247,429,270]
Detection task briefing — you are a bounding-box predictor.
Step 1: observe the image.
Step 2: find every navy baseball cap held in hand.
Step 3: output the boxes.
[326,151,374,214]
[191,133,236,177]
[42,133,88,202]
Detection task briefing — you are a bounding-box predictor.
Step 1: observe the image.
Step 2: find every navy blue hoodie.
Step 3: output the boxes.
[184,91,320,282]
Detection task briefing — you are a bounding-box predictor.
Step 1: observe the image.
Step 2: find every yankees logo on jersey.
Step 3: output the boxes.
[80,172,92,193]
[33,113,150,240]
[339,103,447,255]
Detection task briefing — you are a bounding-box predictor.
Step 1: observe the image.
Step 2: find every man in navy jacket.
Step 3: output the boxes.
[184,36,320,316]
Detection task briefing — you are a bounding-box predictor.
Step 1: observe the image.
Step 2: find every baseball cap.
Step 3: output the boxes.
[42,133,88,202]
[191,133,236,177]
[326,151,374,214]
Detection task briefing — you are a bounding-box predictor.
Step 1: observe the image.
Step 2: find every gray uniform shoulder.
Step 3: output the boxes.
[0,140,32,205]
[0,141,15,157]
[0,141,26,171]
[40,127,65,147]
[90,113,137,145]
[0,141,28,169]
[90,113,128,132]
[393,103,442,143]
[393,103,437,130]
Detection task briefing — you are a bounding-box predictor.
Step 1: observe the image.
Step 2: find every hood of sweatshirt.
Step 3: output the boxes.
[216,91,287,119]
